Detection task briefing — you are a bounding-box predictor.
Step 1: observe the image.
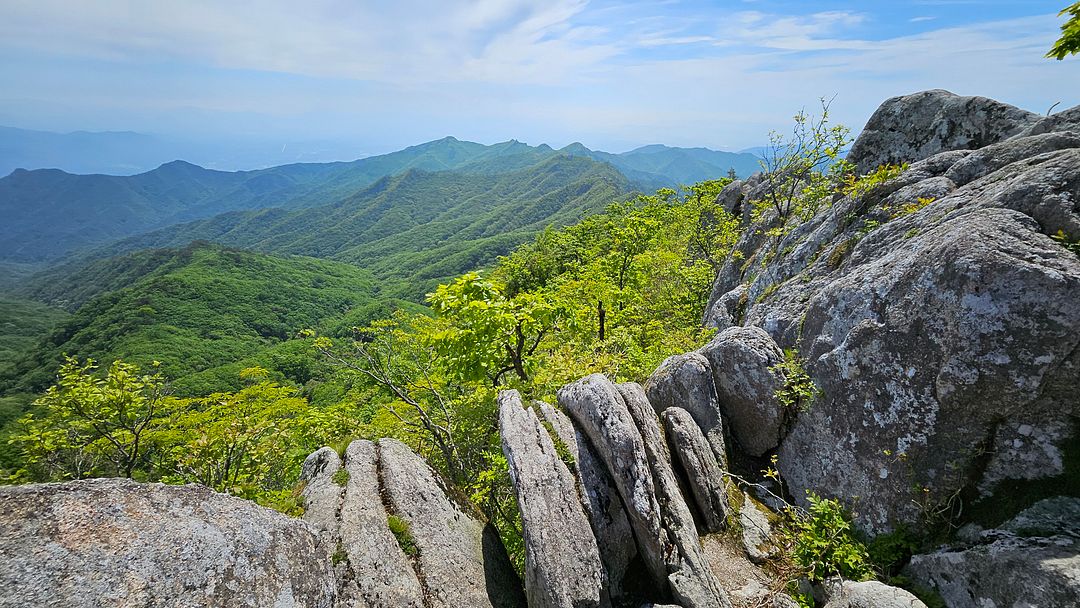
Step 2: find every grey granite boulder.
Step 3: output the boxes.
[338,440,425,608]
[698,326,788,457]
[300,446,345,539]
[558,374,730,608]
[700,92,1080,533]
[905,496,1080,608]
[645,352,729,468]
[498,390,608,608]
[617,383,730,608]
[847,89,1039,174]
[536,400,638,603]
[661,407,730,532]
[815,579,926,608]
[0,478,336,608]
[378,438,526,608]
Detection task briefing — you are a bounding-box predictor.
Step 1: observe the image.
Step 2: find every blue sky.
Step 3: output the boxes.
[1,0,1077,158]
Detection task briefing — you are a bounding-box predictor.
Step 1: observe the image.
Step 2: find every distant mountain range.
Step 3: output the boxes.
[0,136,761,264]
[0,126,374,176]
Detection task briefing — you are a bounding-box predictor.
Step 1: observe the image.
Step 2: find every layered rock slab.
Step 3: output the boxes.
[661,406,731,532]
[535,400,638,602]
[378,438,526,608]
[498,390,608,608]
[558,373,731,608]
[0,478,336,608]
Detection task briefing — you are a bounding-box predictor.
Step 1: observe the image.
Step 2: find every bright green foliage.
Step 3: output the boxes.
[789,492,874,582]
[0,298,68,371]
[387,514,419,556]
[332,467,350,487]
[428,273,564,386]
[154,381,310,506]
[1048,3,1080,59]
[771,348,819,412]
[9,357,166,480]
[1,243,381,397]
[755,99,853,230]
[1052,229,1080,257]
[842,163,908,200]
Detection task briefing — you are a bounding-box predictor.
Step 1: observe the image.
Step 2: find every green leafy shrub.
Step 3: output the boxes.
[332,467,350,487]
[1052,229,1080,257]
[771,349,819,412]
[331,541,348,566]
[789,492,874,582]
[387,514,419,557]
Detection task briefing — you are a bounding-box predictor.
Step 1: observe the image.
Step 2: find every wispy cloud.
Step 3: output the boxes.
[0,1,1074,151]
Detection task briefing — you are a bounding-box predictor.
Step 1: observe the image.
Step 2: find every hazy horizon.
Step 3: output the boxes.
[2,1,1079,162]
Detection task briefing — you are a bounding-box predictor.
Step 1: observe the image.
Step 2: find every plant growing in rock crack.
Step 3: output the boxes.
[387,514,419,557]
[752,97,853,232]
[771,348,819,412]
[787,492,875,582]
[332,468,350,486]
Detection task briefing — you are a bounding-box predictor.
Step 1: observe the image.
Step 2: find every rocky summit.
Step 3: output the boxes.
[1,90,1078,608]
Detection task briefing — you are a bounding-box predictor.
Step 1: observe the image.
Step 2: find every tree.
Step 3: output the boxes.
[1048,2,1080,60]
[154,375,308,505]
[12,357,166,480]
[757,98,852,228]
[427,273,563,387]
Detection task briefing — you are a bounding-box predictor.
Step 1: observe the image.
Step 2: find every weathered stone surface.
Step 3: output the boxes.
[0,478,336,608]
[906,535,1080,608]
[716,178,746,216]
[558,375,730,608]
[617,383,731,608]
[377,438,526,608]
[1020,103,1080,137]
[536,400,638,602]
[558,374,671,592]
[815,579,926,608]
[847,89,1039,174]
[498,390,608,608]
[904,496,1080,607]
[661,407,730,532]
[944,131,1080,186]
[1000,495,1080,537]
[645,352,728,468]
[339,440,424,608]
[699,92,1080,533]
[300,446,345,538]
[698,327,787,457]
[703,284,748,332]
[738,493,776,564]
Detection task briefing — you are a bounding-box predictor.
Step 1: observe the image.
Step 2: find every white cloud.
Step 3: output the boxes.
[0,2,1076,150]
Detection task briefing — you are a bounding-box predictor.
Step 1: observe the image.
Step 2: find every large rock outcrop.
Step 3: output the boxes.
[0,478,337,608]
[498,391,608,608]
[905,497,1080,608]
[847,89,1040,174]
[299,438,525,608]
[301,441,425,608]
[702,92,1080,533]
[376,439,525,608]
[535,400,639,603]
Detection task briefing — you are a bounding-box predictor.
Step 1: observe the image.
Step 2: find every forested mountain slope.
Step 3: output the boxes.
[0,136,760,264]
[85,155,634,298]
[0,243,385,396]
